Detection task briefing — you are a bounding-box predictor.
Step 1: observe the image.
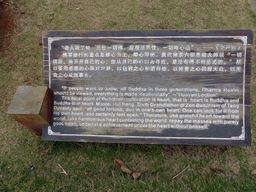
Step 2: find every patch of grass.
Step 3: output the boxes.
[1,0,256,191]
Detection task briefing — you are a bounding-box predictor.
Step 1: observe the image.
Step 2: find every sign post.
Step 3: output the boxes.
[8,86,52,135]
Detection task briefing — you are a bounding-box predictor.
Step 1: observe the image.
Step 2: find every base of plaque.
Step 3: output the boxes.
[8,86,53,135]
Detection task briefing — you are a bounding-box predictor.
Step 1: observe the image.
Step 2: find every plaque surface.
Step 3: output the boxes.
[43,30,252,145]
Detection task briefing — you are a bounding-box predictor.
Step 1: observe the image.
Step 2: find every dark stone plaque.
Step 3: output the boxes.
[42,30,252,145]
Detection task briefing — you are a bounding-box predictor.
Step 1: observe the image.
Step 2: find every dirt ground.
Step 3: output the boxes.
[0,0,16,53]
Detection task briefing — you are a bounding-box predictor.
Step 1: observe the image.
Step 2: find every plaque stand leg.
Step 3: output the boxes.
[7,86,53,136]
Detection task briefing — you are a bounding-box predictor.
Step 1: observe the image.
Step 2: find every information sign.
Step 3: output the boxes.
[43,30,252,145]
